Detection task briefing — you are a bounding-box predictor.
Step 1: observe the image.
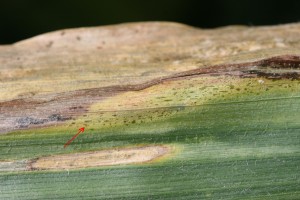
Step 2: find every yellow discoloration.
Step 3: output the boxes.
[91,76,241,111]
[67,76,242,130]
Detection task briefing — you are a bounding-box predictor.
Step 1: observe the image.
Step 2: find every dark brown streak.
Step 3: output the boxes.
[260,55,300,68]
[2,54,300,108]
[2,55,300,108]
[41,54,300,106]
[1,54,300,134]
[165,55,300,80]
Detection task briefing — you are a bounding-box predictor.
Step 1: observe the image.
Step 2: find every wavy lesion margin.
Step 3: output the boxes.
[1,54,300,134]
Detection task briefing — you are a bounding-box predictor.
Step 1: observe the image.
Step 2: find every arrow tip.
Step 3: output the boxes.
[79,127,85,132]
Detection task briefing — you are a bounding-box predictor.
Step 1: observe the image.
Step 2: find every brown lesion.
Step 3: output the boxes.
[27,145,170,171]
[1,54,300,134]
[240,55,300,80]
[260,55,300,68]
[166,55,300,80]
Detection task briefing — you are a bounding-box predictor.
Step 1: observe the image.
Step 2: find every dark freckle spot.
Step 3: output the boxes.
[97,46,102,49]
[102,41,106,45]
[60,31,65,36]
[46,41,53,48]
[76,36,81,41]
[16,57,20,60]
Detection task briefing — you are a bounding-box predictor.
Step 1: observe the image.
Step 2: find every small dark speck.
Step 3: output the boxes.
[76,36,81,41]
[60,31,65,36]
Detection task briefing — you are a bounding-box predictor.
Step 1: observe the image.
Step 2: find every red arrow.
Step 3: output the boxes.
[64,127,85,148]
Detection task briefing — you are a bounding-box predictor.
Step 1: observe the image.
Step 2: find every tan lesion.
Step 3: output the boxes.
[28,145,171,170]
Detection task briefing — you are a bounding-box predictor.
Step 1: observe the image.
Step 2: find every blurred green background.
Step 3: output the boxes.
[1,0,300,44]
